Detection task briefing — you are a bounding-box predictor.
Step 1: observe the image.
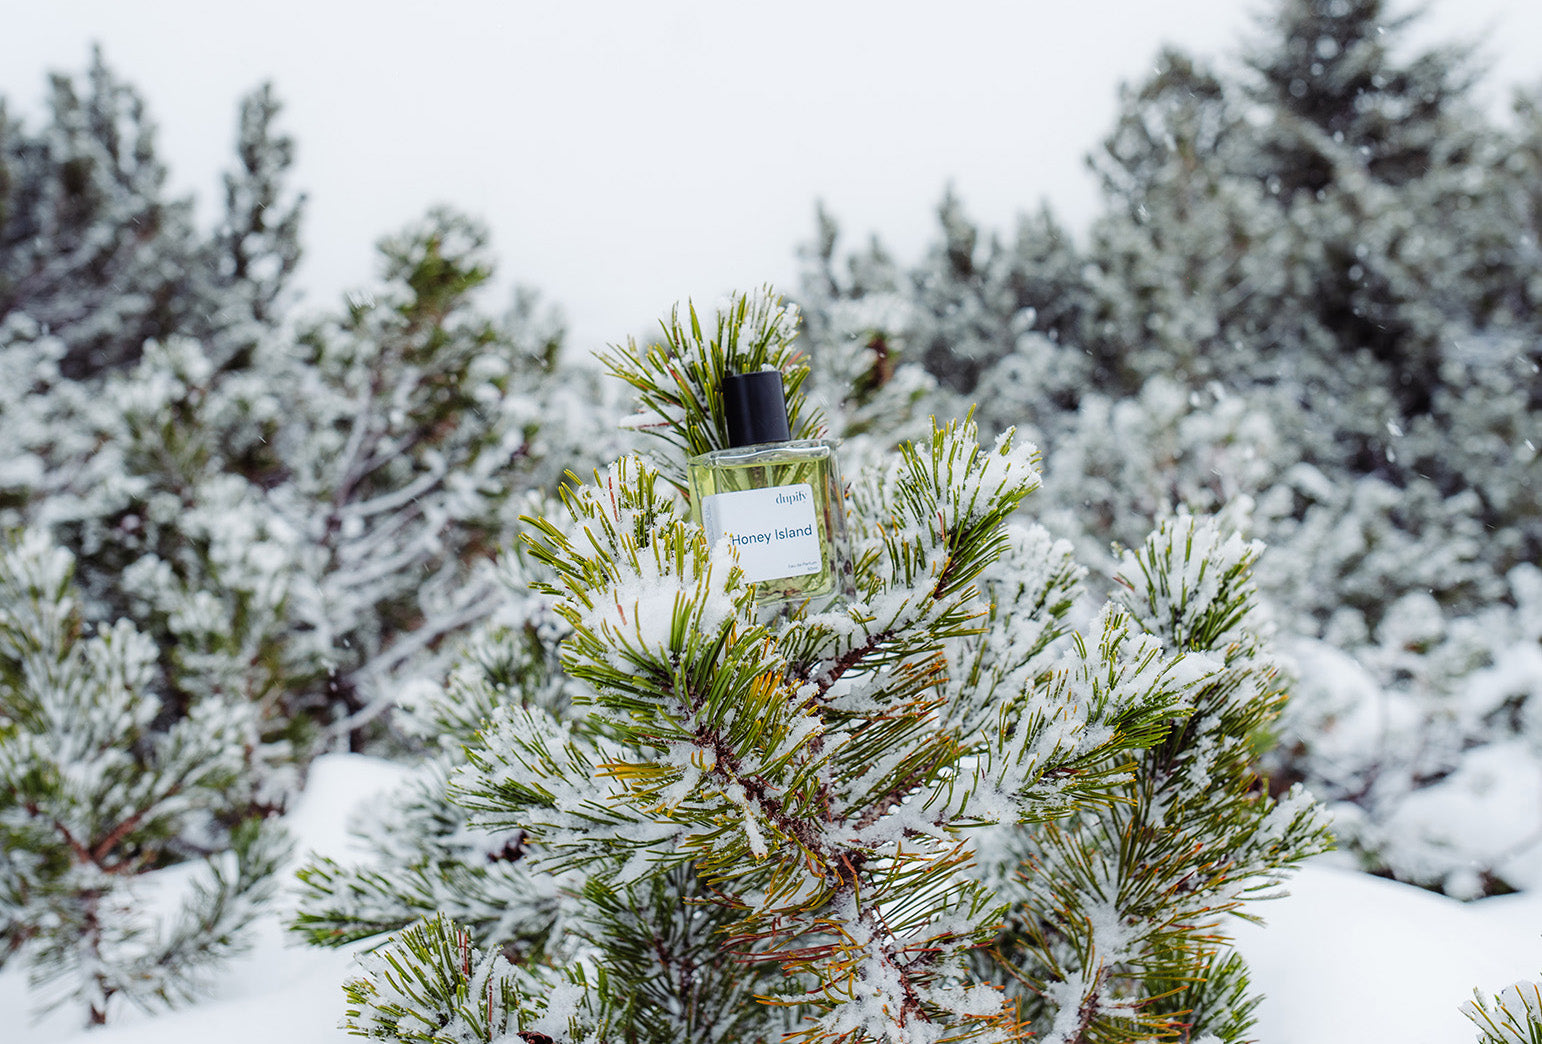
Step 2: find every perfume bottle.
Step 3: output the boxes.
[687,370,853,610]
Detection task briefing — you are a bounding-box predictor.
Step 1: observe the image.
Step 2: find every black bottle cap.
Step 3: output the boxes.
[722,370,792,448]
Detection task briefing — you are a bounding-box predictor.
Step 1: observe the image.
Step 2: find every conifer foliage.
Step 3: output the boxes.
[1465,977,1542,1044]
[0,47,205,378]
[311,290,1326,1043]
[797,0,1542,899]
[980,516,1327,1040]
[0,50,615,1027]
[277,206,588,747]
[0,530,288,1026]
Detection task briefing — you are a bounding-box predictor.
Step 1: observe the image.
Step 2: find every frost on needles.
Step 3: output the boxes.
[0,531,289,1025]
[1466,977,1542,1044]
[304,289,1330,1043]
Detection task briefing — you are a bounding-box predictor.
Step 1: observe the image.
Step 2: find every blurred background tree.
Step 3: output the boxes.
[796,0,1542,898]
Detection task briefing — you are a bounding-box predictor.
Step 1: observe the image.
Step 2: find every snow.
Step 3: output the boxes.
[1377,740,1542,896]
[1231,862,1542,1043]
[5,753,1539,1043]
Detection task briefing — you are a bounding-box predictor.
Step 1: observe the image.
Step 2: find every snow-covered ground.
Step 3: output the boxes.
[4,753,1538,1043]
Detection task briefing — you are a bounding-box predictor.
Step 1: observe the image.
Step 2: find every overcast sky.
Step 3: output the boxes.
[3,0,1539,353]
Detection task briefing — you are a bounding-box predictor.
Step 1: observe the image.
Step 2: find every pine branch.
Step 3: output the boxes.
[0,532,281,1024]
[1465,979,1542,1044]
[982,513,1332,1040]
[341,913,614,1044]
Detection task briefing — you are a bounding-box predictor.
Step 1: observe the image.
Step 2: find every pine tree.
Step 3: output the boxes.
[0,312,80,529]
[1080,0,1505,441]
[0,52,304,385]
[1034,379,1279,583]
[0,58,321,844]
[911,188,1005,395]
[1239,0,1495,418]
[0,530,288,1026]
[1242,0,1477,196]
[1082,48,1288,396]
[199,81,306,369]
[789,0,1539,898]
[976,205,1093,424]
[796,198,1091,453]
[276,206,617,748]
[22,195,605,764]
[793,208,942,466]
[1022,0,1542,895]
[302,289,1326,1043]
[910,190,1091,419]
[1,60,314,729]
[0,47,203,378]
[290,541,585,952]
[1,53,646,1025]
[1507,88,1542,323]
[38,333,326,785]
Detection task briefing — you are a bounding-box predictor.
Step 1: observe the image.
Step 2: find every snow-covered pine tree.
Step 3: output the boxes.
[904,190,1092,426]
[786,0,1540,899]
[1081,47,1289,397]
[1036,380,1280,585]
[1508,87,1542,322]
[967,205,1095,438]
[1227,0,1542,896]
[37,332,323,796]
[314,288,1325,1043]
[198,80,306,370]
[0,59,305,533]
[28,195,604,767]
[977,514,1329,1040]
[0,530,288,1026]
[1237,0,1493,420]
[0,312,81,529]
[0,52,304,387]
[1399,82,1542,579]
[796,197,1092,456]
[275,206,616,749]
[910,188,1014,396]
[793,203,941,460]
[0,47,204,378]
[290,535,587,951]
[1073,0,1511,450]
[2,52,632,1024]
[1001,0,1541,896]
[0,67,320,825]
[1243,0,1477,196]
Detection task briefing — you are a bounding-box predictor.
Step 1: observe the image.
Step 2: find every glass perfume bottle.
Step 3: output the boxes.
[687,370,853,611]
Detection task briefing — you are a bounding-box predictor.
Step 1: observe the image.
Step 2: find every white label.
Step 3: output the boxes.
[700,483,823,583]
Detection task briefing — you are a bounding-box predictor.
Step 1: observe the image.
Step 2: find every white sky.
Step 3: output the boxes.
[3,0,1539,354]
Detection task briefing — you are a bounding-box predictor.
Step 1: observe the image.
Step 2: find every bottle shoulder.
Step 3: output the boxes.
[688,438,839,467]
